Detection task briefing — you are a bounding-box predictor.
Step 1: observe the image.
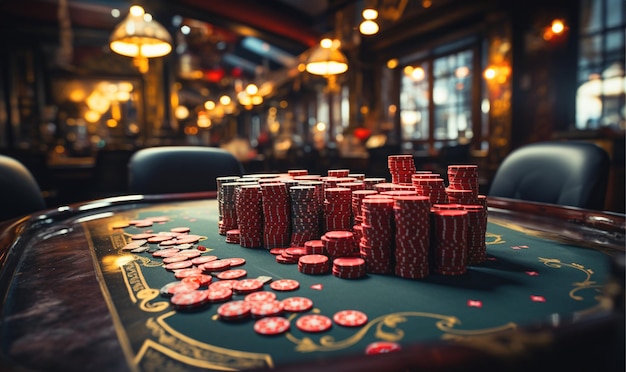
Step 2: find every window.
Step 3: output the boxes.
[399,48,478,151]
[576,0,625,130]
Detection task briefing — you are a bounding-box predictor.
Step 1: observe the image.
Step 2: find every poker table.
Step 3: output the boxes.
[0,193,623,372]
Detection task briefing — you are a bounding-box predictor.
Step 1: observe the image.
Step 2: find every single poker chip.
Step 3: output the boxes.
[254,317,290,335]
[130,233,155,240]
[162,254,192,264]
[175,250,202,259]
[333,310,368,327]
[217,300,251,320]
[365,341,402,355]
[201,259,231,272]
[191,255,219,265]
[245,291,277,302]
[224,257,246,267]
[174,268,204,279]
[206,287,233,302]
[182,274,213,287]
[233,279,264,293]
[163,281,200,296]
[171,227,191,233]
[217,269,247,280]
[282,297,313,312]
[250,300,284,318]
[121,239,147,251]
[296,314,332,333]
[152,248,181,258]
[164,260,193,271]
[269,248,286,255]
[270,279,300,291]
[170,290,208,309]
[208,280,237,290]
[147,235,174,244]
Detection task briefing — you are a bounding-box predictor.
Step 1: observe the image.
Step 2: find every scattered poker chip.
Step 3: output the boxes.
[365,341,402,355]
[152,248,181,258]
[191,255,219,265]
[296,314,332,333]
[175,250,201,259]
[182,274,213,287]
[224,257,246,267]
[163,254,192,264]
[170,290,208,309]
[254,317,290,335]
[162,281,200,296]
[206,287,233,302]
[281,297,313,312]
[111,221,130,229]
[174,268,203,279]
[164,260,193,271]
[130,246,149,253]
[147,235,174,244]
[121,239,147,251]
[233,278,264,293]
[208,280,237,291]
[130,233,155,240]
[269,248,286,255]
[270,279,300,291]
[201,259,231,272]
[245,291,277,302]
[333,310,368,327]
[217,300,251,320]
[216,269,247,280]
[171,227,191,233]
[250,300,284,318]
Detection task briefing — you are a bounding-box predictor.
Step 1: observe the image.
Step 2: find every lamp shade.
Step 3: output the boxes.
[305,39,348,76]
[110,6,172,59]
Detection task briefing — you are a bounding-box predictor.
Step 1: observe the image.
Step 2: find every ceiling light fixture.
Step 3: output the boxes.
[305,38,348,76]
[109,5,173,73]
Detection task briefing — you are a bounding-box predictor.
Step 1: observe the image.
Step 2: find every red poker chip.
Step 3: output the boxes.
[206,287,233,302]
[191,255,219,265]
[217,300,251,320]
[170,290,209,309]
[224,257,246,267]
[233,278,264,293]
[296,314,332,333]
[208,279,237,290]
[152,248,181,258]
[217,269,247,280]
[270,279,300,291]
[365,341,402,355]
[244,291,277,302]
[170,226,191,233]
[147,235,175,243]
[276,255,297,264]
[182,274,213,287]
[201,259,231,272]
[164,260,193,271]
[269,248,286,255]
[174,268,204,279]
[254,317,291,336]
[250,300,284,318]
[282,296,313,312]
[162,254,192,264]
[160,281,199,297]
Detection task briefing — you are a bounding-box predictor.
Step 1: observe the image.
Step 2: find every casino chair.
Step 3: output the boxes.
[0,154,46,221]
[488,141,610,210]
[128,146,244,194]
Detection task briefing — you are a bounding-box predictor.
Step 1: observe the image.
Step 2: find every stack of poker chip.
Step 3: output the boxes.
[260,182,291,249]
[236,184,264,248]
[323,187,352,232]
[225,229,241,244]
[393,195,431,279]
[332,257,366,279]
[447,165,479,203]
[431,209,469,275]
[323,230,358,258]
[387,154,416,184]
[298,254,330,275]
[219,181,241,235]
[289,185,320,246]
[352,190,378,225]
[216,176,240,228]
[349,173,365,180]
[304,239,326,255]
[328,169,350,177]
[359,198,395,274]
[461,204,487,264]
[288,169,309,177]
[363,177,386,190]
[411,176,448,205]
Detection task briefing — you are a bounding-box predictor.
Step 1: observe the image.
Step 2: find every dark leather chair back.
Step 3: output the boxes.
[488,141,610,210]
[0,154,46,221]
[128,146,244,194]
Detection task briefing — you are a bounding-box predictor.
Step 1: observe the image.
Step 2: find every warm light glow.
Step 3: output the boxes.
[251,95,263,105]
[359,20,379,35]
[175,105,189,120]
[305,38,348,76]
[106,119,118,128]
[204,100,216,110]
[483,67,497,80]
[279,100,288,109]
[411,67,425,81]
[315,122,327,132]
[84,110,101,123]
[387,59,398,69]
[219,95,231,105]
[245,84,258,95]
[455,66,470,79]
[362,8,378,20]
[197,112,211,128]
[320,38,333,49]
[551,19,565,34]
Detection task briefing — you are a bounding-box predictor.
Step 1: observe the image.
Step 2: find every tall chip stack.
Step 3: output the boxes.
[393,195,431,279]
[260,182,291,249]
[289,185,320,246]
[323,187,352,232]
[219,181,241,235]
[431,209,469,275]
[236,184,263,248]
[359,198,395,274]
[387,154,416,184]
